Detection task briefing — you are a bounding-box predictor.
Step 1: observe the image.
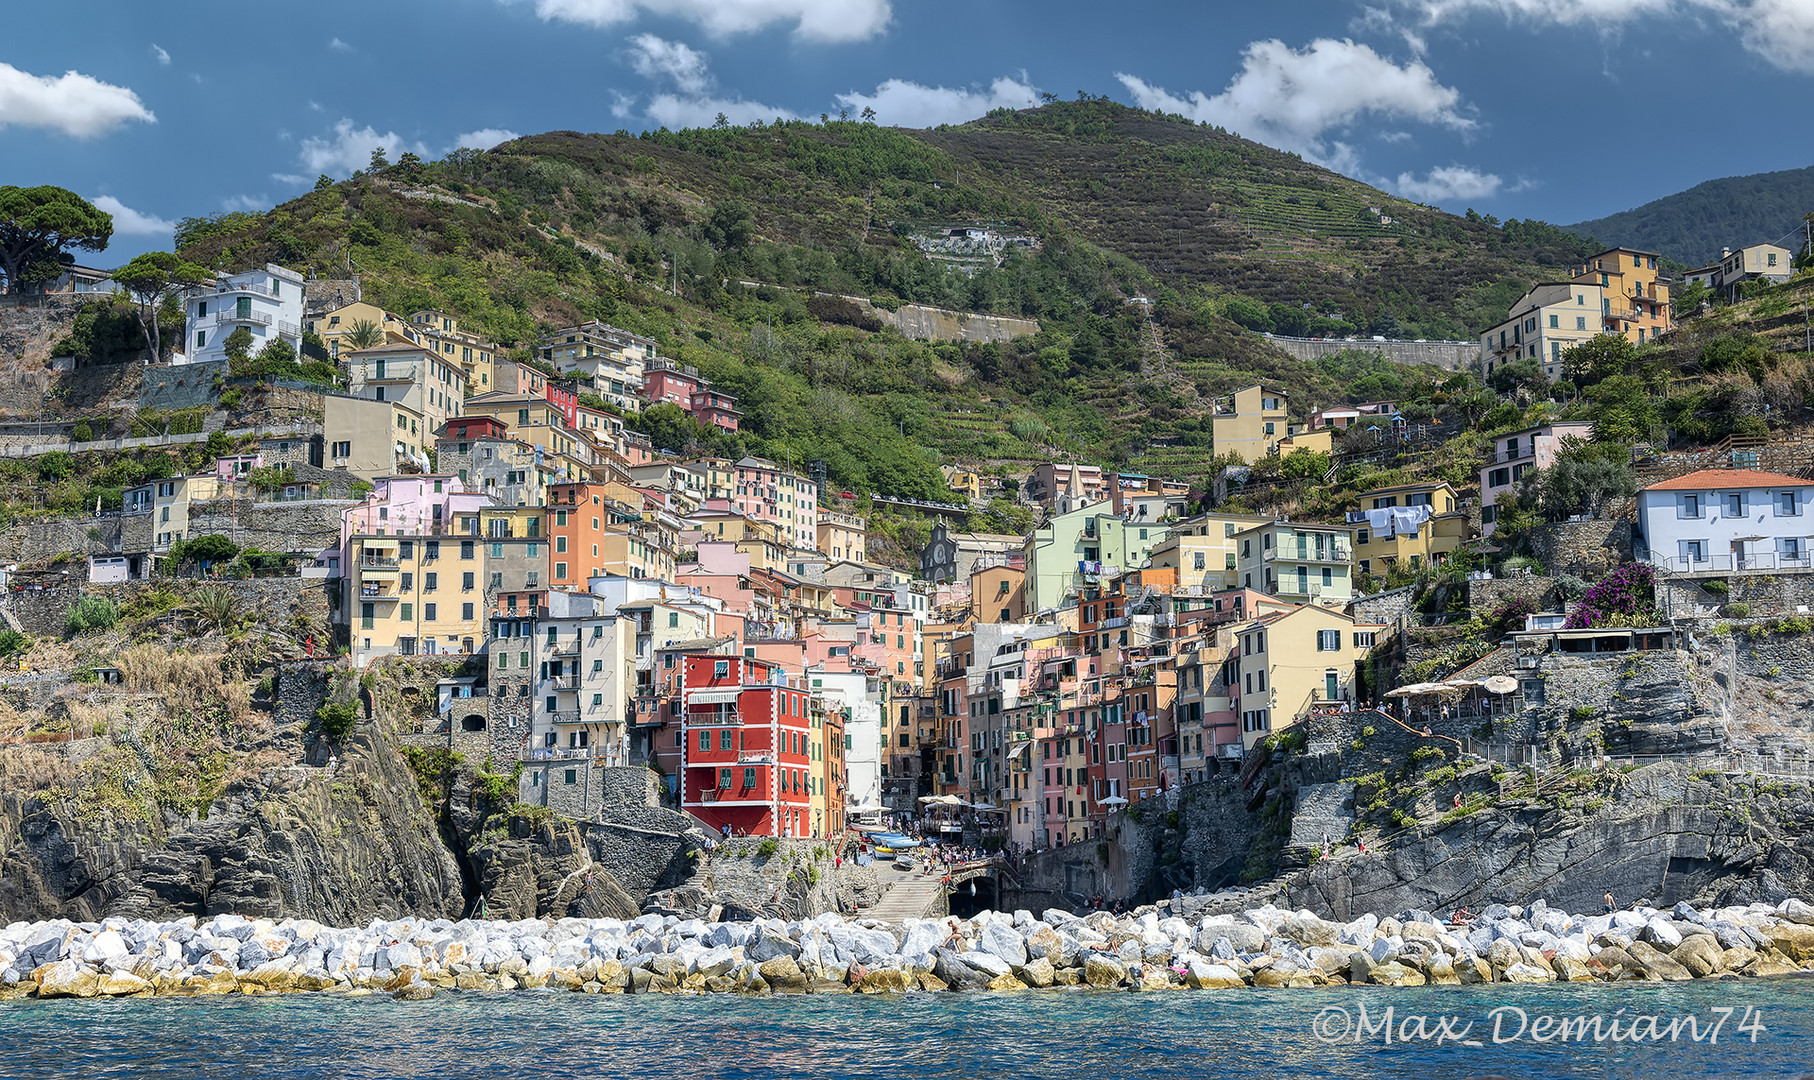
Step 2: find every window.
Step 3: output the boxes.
[461,541,475,560]
[1316,629,1340,652]
[1681,494,1701,519]
[1781,492,1799,516]
[743,767,757,788]
[424,603,436,621]
[1548,314,1558,328]
[461,571,475,590]
[1576,316,1587,330]
[714,660,730,678]
[719,729,733,750]
[1679,539,1706,564]
[698,730,711,751]
[1356,529,1370,545]
[400,603,413,621]
[555,562,567,581]
[1726,493,1743,517]
[1193,551,1205,570]
[1353,631,1376,648]
[462,602,474,620]
[424,572,437,592]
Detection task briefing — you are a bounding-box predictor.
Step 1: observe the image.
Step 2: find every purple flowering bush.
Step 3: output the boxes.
[1562,562,1660,629]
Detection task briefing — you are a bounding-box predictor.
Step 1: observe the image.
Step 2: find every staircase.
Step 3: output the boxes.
[861,866,946,924]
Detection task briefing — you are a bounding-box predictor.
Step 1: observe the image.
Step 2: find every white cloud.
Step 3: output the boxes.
[329,37,354,52]
[150,44,170,66]
[299,118,430,176]
[1116,39,1471,171]
[449,128,520,151]
[222,194,269,212]
[1394,164,1503,202]
[646,93,797,130]
[271,172,311,186]
[515,0,890,42]
[834,75,1041,129]
[0,62,155,137]
[610,91,638,119]
[626,34,710,94]
[90,195,174,237]
[1385,0,1814,73]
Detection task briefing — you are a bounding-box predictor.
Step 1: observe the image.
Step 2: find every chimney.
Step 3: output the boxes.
[1722,248,1731,259]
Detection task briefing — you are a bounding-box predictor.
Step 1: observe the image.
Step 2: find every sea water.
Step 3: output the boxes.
[1,978,1810,1078]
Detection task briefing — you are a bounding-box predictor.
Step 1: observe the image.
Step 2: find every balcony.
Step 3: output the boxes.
[1267,544,1352,564]
[549,708,582,724]
[547,674,580,690]
[359,555,401,570]
[208,280,278,299]
[521,747,590,762]
[364,365,418,383]
[216,309,272,327]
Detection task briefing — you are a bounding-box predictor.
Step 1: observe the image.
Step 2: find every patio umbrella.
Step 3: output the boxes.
[1100,795,1130,806]
[1482,675,1518,695]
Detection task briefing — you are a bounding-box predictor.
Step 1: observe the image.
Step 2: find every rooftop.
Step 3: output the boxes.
[1642,468,1814,492]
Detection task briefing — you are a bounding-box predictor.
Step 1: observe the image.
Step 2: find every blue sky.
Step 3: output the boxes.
[6,0,1812,264]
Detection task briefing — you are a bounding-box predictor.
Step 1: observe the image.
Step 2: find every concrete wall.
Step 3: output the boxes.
[1264,335,1480,371]
[4,577,334,642]
[184,499,350,556]
[138,360,228,411]
[889,304,1040,344]
[1662,573,1814,621]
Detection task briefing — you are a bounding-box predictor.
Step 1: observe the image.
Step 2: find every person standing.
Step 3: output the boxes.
[1604,891,1616,914]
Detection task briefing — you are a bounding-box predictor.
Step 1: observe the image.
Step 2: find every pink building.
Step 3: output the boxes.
[1480,421,1595,535]
[731,457,818,550]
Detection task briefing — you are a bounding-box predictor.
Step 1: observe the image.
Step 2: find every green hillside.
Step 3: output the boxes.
[1567,164,1814,267]
[168,101,1595,496]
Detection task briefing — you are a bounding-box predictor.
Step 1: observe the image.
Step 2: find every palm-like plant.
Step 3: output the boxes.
[344,318,383,350]
[191,585,240,633]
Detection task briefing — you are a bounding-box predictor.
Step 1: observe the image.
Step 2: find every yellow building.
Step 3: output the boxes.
[324,395,427,479]
[1571,248,1672,346]
[816,510,866,562]
[1211,384,1291,463]
[942,467,987,505]
[409,309,501,392]
[344,342,469,450]
[1348,480,1472,580]
[1274,428,1334,456]
[461,391,591,475]
[1232,605,1382,750]
[306,302,422,360]
[1481,281,1608,382]
[1148,511,1274,594]
[341,477,491,665]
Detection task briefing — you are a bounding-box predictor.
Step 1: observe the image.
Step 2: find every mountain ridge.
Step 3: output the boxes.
[1566,163,1814,267]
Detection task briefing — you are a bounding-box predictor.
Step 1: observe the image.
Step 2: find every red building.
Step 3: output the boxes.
[545,379,580,428]
[441,416,510,442]
[690,387,741,433]
[678,654,815,837]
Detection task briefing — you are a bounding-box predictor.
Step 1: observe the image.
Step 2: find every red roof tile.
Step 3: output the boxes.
[1643,468,1813,491]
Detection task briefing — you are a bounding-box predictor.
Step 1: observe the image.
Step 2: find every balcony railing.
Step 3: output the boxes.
[549,709,582,724]
[217,309,272,327]
[208,279,277,298]
[359,556,400,568]
[1654,553,1812,574]
[547,675,580,690]
[364,365,418,383]
[1266,545,1352,564]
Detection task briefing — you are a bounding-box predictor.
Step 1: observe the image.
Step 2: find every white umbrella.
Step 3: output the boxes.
[972,801,997,811]
[1482,675,1519,695]
[1100,795,1130,806]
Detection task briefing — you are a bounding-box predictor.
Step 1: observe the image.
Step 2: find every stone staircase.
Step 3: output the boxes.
[861,867,946,924]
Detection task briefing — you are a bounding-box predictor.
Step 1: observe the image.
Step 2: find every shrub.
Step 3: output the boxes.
[316,701,358,739]
[65,595,119,635]
[1700,579,1728,595]
[0,628,27,655]
[71,419,93,442]
[1721,602,1751,619]
[1563,563,1659,629]
[755,838,780,858]
[1775,617,1812,635]
[1570,706,1594,723]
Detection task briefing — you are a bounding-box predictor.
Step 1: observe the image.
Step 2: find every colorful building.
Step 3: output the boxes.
[678,655,819,837]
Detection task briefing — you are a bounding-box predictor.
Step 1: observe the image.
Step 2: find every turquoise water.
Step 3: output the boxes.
[2,980,1811,1078]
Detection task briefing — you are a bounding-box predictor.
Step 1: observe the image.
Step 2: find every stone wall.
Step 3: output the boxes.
[3,578,334,645]
[1008,810,1157,910]
[1528,506,1634,579]
[184,499,349,555]
[1348,585,1417,627]
[1471,573,1562,617]
[888,304,1039,344]
[1263,335,1480,371]
[1662,573,1814,621]
[138,361,228,412]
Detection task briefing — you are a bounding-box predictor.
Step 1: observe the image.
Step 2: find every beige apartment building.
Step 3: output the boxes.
[1480,281,1607,382]
[1211,384,1290,462]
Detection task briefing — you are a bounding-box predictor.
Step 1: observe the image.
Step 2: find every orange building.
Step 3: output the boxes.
[547,480,643,589]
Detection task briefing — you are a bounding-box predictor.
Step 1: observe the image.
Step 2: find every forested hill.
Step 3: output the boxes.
[1567,164,1814,267]
[171,100,1593,498]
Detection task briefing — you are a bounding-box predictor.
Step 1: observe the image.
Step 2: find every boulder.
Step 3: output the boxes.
[1281,914,1342,947]
[979,923,1028,968]
[748,929,802,963]
[959,950,1011,979]
[1776,898,1814,925]
[1641,918,1682,949]
[1741,953,1801,978]
[857,968,912,994]
[1768,924,1814,963]
[82,931,130,966]
[1084,955,1127,988]
[933,949,990,990]
[758,957,807,994]
[1367,961,1426,987]
[1552,956,1597,982]
[915,973,948,993]
[1015,957,1056,988]
[985,972,1029,991]
[1670,935,1724,978]
[35,961,99,999]
[1346,951,1373,985]
[1185,961,1246,989]
[1627,941,1694,981]
[96,970,150,996]
[1422,952,1460,985]
[1501,962,1555,983]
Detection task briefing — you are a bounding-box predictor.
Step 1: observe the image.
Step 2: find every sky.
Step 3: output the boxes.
[6,0,1813,265]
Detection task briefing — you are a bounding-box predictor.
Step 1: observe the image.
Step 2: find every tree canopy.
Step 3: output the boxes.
[114,251,210,362]
[0,186,113,294]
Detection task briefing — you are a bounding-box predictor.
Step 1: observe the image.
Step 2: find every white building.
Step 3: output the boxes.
[539,321,655,411]
[809,668,883,813]
[179,263,305,366]
[525,590,635,767]
[1636,468,1814,573]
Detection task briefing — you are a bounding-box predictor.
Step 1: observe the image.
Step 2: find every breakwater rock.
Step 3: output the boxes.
[8,895,1814,1000]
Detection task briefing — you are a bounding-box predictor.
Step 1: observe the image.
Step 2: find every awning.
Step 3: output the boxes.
[686,689,741,705]
[1007,743,1029,761]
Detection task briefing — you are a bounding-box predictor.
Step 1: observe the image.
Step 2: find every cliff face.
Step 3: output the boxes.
[0,719,467,924]
[1284,763,1814,918]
